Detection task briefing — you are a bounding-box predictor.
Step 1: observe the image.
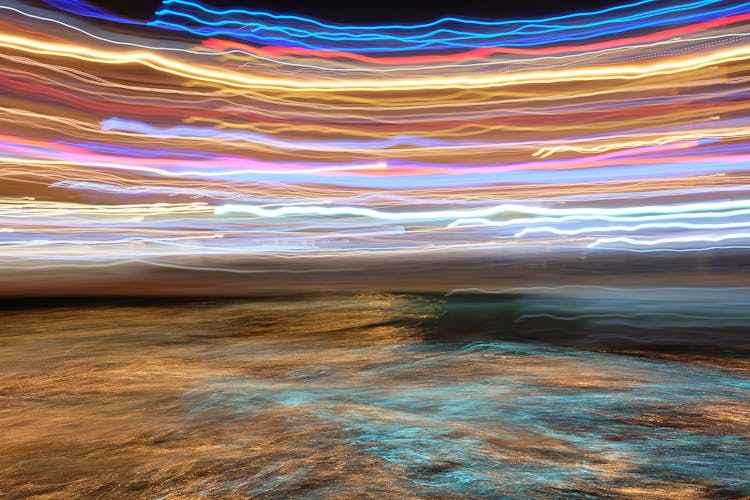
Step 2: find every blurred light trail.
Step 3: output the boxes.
[1,0,750,287]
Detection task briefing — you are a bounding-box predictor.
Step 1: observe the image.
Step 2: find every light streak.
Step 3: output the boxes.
[149,0,734,52]
[0,0,750,288]
[215,199,750,220]
[589,232,750,247]
[515,221,750,237]
[1,27,750,91]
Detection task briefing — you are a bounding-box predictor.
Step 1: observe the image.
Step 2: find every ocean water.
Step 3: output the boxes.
[1,292,749,498]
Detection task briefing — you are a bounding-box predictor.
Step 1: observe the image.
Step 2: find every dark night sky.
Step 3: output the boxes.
[85,0,618,24]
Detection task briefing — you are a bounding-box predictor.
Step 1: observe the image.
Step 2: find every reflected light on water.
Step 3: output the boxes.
[1,293,748,497]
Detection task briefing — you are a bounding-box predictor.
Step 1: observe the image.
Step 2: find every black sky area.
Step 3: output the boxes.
[85,0,618,25]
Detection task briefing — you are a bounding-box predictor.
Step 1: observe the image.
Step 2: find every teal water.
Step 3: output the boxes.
[0,293,748,498]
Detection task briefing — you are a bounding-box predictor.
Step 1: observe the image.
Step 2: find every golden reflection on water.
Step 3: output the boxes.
[0,293,748,498]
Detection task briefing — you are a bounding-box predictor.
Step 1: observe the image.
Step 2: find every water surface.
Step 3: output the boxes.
[1,293,748,498]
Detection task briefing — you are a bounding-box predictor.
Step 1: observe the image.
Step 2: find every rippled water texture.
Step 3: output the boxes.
[1,293,749,498]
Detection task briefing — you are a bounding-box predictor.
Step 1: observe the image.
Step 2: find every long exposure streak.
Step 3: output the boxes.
[3,1,750,497]
[2,0,750,275]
